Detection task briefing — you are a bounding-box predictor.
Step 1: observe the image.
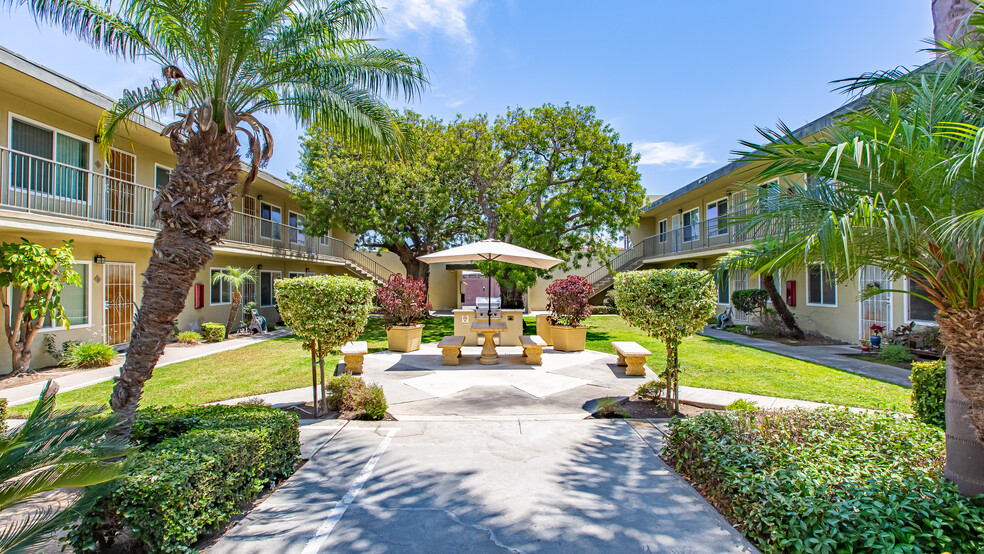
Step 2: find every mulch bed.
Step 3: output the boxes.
[592,396,717,419]
[724,328,846,346]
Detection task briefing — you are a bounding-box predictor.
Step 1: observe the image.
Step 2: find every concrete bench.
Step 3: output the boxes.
[520,335,546,365]
[341,341,368,374]
[439,336,465,366]
[612,341,651,376]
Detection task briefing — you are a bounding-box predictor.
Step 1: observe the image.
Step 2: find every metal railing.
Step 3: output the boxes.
[0,145,393,282]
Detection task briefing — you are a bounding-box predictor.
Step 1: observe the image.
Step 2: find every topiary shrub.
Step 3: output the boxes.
[613,269,717,412]
[879,343,914,364]
[201,322,226,342]
[69,405,300,553]
[911,359,945,429]
[176,331,203,344]
[663,408,982,552]
[731,288,768,321]
[62,342,117,368]
[545,275,593,327]
[375,274,430,328]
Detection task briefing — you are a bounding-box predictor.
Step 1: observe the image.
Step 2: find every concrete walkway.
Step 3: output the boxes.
[699,327,912,387]
[1,329,290,406]
[209,419,757,553]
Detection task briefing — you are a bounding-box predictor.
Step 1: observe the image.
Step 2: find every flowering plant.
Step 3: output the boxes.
[546,275,594,327]
[870,323,886,336]
[376,274,431,328]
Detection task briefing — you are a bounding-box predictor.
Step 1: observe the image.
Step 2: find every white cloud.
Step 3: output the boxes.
[635,141,715,168]
[379,0,475,44]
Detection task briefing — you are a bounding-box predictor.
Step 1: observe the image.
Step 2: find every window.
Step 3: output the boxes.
[706,198,728,236]
[260,202,282,240]
[9,263,89,329]
[682,208,699,242]
[10,116,90,200]
[260,270,281,307]
[658,219,667,243]
[907,278,938,323]
[807,264,837,306]
[288,211,305,245]
[155,165,171,191]
[288,271,306,278]
[210,268,232,305]
[716,269,730,304]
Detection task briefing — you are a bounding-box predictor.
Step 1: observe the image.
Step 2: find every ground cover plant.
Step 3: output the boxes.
[176,331,202,344]
[325,374,388,420]
[62,342,117,368]
[68,404,300,553]
[664,408,984,552]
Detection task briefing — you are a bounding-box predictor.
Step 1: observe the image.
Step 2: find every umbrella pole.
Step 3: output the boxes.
[487,256,492,325]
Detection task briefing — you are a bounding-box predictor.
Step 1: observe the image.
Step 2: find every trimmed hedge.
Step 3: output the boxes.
[69,405,300,553]
[911,359,945,429]
[201,322,227,342]
[664,408,984,553]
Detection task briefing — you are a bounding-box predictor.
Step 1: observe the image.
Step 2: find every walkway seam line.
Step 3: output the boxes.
[301,427,398,554]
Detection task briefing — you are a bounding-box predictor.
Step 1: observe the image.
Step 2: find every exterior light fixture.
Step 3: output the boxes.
[305,267,310,273]
[94,255,106,264]
[727,190,732,197]
[678,208,683,214]
[257,194,263,201]
[257,264,263,271]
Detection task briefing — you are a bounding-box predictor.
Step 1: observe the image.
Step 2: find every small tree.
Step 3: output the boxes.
[731,289,769,325]
[613,269,717,413]
[376,274,431,328]
[0,239,81,374]
[210,267,256,337]
[276,276,375,415]
[545,275,593,327]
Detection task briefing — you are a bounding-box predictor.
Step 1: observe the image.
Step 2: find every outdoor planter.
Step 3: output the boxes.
[869,335,882,348]
[387,324,424,352]
[550,324,588,352]
[535,314,554,345]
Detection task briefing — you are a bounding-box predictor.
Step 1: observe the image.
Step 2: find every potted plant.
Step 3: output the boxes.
[869,323,885,349]
[546,275,593,351]
[860,338,871,352]
[377,274,431,352]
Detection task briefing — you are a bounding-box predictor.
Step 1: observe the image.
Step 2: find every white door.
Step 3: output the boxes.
[731,269,750,324]
[104,262,136,347]
[670,214,681,253]
[858,265,892,340]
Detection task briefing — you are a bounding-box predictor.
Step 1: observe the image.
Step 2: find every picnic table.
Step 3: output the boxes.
[470,321,508,365]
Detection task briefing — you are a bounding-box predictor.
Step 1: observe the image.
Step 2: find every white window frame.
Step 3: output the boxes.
[716,268,730,306]
[806,264,838,307]
[154,163,172,191]
[8,112,93,203]
[905,277,939,326]
[657,219,668,243]
[706,197,729,237]
[259,201,283,240]
[288,271,307,278]
[259,270,282,307]
[288,210,306,245]
[8,261,94,333]
[209,267,233,306]
[682,208,700,243]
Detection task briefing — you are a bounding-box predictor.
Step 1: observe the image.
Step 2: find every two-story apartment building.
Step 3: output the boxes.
[0,47,408,374]
[611,105,939,345]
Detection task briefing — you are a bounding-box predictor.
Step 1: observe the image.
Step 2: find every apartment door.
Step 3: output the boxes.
[670,213,681,253]
[858,265,892,340]
[243,195,257,244]
[106,150,136,226]
[731,269,750,323]
[104,262,136,347]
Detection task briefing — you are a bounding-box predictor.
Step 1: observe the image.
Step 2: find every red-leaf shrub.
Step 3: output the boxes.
[376,274,431,328]
[546,275,593,327]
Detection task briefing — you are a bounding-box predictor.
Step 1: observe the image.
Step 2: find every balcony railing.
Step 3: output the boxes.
[0,146,391,280]
[634,216,758,260]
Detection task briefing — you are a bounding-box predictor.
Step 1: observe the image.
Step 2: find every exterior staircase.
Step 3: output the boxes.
[341,244,394,285]
[586,245,646,296]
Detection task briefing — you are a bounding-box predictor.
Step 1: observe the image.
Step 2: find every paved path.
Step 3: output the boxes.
[209,419,757,553]
[699,327,912,387]
[1,329,290,406]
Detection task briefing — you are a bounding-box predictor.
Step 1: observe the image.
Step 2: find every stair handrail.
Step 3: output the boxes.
[585,243,645,289]
[341,242,394,282]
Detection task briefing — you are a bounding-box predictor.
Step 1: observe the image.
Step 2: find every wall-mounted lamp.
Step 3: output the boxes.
[257,264,263,271]
[678,208,683,214]
[304,267,310,273]
[726,190,732,197]
[94,255,106,264]
[257,194,263,202]
[94,133,101,144]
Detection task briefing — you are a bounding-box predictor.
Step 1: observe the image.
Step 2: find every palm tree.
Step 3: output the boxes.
[5,0,427,438]
[0,382,130,551]
[211,267,256,337]
[729,54,984,495]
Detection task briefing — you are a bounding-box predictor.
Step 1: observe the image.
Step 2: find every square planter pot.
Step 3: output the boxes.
[535,314,554,345]
[550,324,588,352]
[387,324,424,352]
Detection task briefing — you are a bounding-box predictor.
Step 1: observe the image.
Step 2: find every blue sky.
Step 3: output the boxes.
[2,0,933,195]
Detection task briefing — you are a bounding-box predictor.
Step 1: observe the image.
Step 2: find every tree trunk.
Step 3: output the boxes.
[109,129,240,440]
[392,245,430,289]
[10,345,31,375]
[500,285,525,310]
[933,0,976,49]
[226,290,242,337]
[762,274,804,339]
[938,307,984,496]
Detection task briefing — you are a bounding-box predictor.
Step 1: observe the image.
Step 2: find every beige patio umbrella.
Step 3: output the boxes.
[419,239,562,324]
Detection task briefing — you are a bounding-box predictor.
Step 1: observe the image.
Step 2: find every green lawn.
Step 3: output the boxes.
[10,315,911,417]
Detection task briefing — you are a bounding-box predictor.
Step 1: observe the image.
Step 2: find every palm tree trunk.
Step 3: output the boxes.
[109,129,240,440]
[933,0,977,48]
[227,290,242,337]
[938,306,984,496]
[762,274,804,339]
